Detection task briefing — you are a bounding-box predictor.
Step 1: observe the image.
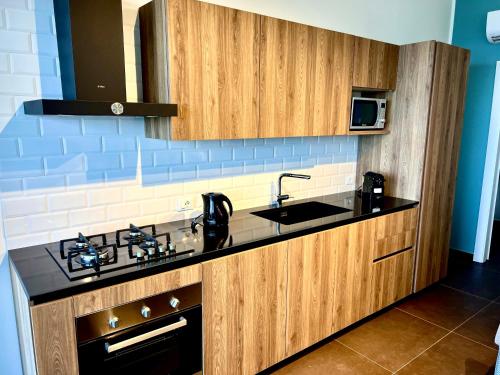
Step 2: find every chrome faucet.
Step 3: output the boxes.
[276,173,311,206]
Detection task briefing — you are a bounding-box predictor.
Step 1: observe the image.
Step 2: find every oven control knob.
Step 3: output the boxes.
[108,316,119,329]
[169,296,180,309]
[141,305,151,318]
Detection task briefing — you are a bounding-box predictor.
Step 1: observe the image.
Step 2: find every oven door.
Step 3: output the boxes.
[78,306,202,375]
[350,99,380,129]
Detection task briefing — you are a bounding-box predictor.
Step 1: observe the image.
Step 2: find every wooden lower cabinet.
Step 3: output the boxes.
[286,230,340,356]
[203,208,418,374]
[202,243,288,375]
[372,248,415,312]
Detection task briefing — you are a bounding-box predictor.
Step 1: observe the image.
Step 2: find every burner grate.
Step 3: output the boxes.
[60,233,117,273]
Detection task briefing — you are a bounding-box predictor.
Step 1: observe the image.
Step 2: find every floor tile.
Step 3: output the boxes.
[397,284,489,330]
[271,341,390,375]
[396,333,498,375]
[442,265,500,300]
[455,302,500,349]
[336,309,448,372]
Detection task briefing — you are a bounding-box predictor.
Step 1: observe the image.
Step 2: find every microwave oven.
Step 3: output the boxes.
[350,97,386,130]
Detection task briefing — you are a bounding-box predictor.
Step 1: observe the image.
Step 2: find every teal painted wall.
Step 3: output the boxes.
[451,0,500,253]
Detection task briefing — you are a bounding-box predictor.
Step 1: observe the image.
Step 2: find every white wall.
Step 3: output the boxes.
[197,0,456,45]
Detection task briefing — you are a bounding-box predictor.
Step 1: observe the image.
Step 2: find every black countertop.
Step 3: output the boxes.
[9,191,418,305]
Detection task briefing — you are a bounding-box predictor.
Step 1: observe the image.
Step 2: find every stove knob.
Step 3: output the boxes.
[141,305,151,318]
[108,316,119,329]
[169,296,180,309]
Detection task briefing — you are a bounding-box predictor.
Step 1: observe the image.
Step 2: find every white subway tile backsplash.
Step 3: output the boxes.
[6,231,50,250]
[3,217,29,236]
[140,199,171,216]
[5,8,51,33]
[29,212,68,232]
[11,53,56,75]
[122,185,154,201]
[107,202,141,220]
[88,188,123,206]
[31,33,58,55]
[0,95,13,114]
[69,207,107,226]
[0,53,9,73]
[0,30,31,52]
[21,136,62,156]
[2,195,46,217]
[48,191,87,211]
[0,74,34,94]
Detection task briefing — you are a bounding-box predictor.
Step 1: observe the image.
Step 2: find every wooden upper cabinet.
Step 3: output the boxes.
[141,0,260,140]
[259,17,355,137]
[353,37,399,90]
[202,243,288,375]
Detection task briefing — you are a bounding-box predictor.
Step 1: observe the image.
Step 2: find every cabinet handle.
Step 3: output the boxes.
[105,317,187,353]
[373,246,413,263]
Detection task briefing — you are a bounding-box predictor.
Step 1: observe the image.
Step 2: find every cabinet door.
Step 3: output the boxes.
[259,17,354,137]
[31,298,79,375]
[141,0,260,140]
[353,37,399,90]
[415,43,470,291]
[286,230,340,356]
[202,243,288,375]
[333,219,376,331]
[372,248,415,312]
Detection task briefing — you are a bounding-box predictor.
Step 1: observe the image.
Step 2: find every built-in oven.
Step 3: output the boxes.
[350,97,386,131]
[76,283,202,375]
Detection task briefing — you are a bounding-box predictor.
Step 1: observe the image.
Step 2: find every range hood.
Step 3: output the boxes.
[24,0,177,118]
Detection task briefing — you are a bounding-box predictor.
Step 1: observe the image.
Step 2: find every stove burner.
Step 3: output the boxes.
[78,247,110,266]
[116,224,172,260]
[59,233,117,272]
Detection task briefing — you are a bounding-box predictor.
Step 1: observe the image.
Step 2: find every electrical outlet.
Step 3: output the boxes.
[176,197,194,212]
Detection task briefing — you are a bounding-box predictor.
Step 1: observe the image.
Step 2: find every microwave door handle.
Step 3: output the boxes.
[105,317,187,354]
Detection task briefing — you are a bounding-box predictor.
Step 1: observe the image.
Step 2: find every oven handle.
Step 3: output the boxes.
[105,317,187,354]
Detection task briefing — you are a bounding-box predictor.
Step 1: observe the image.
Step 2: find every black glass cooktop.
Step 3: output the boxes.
[46,224,196,281]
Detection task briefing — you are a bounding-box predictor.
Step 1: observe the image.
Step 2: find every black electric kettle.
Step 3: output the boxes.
[202,192,233,227]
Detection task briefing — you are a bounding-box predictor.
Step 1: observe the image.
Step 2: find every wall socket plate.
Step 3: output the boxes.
[176,197,194,212]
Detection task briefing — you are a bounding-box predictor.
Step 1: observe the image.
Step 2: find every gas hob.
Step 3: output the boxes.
[47,223,195,281]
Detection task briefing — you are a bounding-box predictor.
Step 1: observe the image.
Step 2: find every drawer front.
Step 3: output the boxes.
[373,208,418,260]
[73,264,202,317]
[371,248,415,312]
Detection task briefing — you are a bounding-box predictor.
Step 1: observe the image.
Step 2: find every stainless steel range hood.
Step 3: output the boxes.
[24,0,177,118]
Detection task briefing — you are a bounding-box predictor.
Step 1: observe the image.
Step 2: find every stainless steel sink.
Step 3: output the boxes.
[251,201,351,225]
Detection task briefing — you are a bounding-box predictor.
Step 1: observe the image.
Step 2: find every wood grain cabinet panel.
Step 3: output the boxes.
[285,231,338,356]
[371,248,415,312]
[333,218,376,331]
[415,43,470,291]
[202,243,288,375]
[141,0,260,140]
[373,207,418,259]
[31,298,79,375]
[353,37,399,90]
[259,17,354,137]
[73,264,201,316]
